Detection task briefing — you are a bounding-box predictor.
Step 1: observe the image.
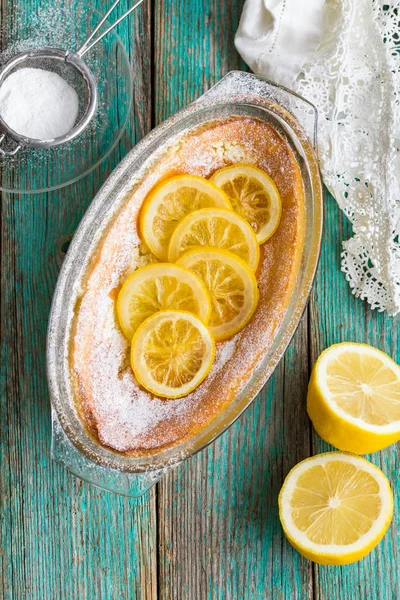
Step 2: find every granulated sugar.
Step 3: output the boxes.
[0,67,79,140]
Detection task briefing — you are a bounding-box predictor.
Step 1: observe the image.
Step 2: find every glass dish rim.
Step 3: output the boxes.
[47,72,324,474]
[0,2,133,195]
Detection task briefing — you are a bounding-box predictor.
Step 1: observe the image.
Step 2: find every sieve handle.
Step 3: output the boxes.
[0,133,21,156]
[76,0,146,58]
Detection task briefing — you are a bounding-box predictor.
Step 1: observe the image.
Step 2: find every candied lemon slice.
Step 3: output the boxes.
[177,248,259,341]
[117,263,211,340]
[131,310,215,398]
[211,164,282,243]
[279,452,393,565]
[168,208,260,271]
[139,175,232,260]
[307,343,400,454]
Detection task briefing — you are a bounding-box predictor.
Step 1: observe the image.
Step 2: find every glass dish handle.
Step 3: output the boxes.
[51,410,164,497]
[198,71,318,151]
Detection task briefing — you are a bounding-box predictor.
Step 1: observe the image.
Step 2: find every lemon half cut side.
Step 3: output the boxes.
[279,452,393,565]
[307,342,400,454]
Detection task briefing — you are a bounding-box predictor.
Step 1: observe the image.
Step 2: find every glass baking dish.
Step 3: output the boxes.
[47,71,323,497]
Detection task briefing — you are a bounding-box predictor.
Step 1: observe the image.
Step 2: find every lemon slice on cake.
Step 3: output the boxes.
[131,310,215,398]
[140,175,231,260]
[279,452,393,565]
[177,248,259,341]
[168,208,260,270]
[307,342,400,454]
[211,164,282,243]
[117,263,211,340]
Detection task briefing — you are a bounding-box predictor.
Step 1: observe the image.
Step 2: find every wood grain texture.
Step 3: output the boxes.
[1,0,400,599]
[158,320,313,600]
[154,0,246,123]
[309,191,400,600]
[154,1,313,598]
[0,1,157,599]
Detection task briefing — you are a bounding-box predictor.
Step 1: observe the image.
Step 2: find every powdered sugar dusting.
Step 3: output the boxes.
[0,1,110,141]
[85,331,238,452]
[70,116,305,454]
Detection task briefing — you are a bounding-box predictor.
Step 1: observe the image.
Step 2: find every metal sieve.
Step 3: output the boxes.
[0,0,145,156]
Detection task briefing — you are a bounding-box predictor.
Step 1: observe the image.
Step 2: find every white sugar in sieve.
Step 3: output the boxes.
[0,0,145,156]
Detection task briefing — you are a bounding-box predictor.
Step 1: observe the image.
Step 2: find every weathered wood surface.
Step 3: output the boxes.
[1,0,399,599]
[0,1,157,599]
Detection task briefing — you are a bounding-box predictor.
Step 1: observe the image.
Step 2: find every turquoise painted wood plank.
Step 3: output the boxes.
[309,191,400,600]
[0,1,157,599]
[158,321,313,600]
[1,0,399,598]
[154,0,246,122]
[154,1,313,598]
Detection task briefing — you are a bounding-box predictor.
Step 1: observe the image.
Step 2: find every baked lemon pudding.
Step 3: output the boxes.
[69,116,306,455]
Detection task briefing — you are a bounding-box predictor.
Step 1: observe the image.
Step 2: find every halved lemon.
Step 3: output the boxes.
[131,310,215,398]
[279,452,393,565]
[117,263,211,340]
[307,343,400,454]
[211,164,282,243]
[139,175,232,260]
[168,208,260,271]
[177,248,259,341]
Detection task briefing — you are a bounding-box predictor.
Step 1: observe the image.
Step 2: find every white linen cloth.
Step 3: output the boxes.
[235,0,326,88]
[235,0,400,315]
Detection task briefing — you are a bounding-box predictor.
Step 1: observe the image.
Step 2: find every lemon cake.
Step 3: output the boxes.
[69,116,306,454]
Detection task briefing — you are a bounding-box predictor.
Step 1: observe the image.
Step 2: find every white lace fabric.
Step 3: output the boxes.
[236,0,400,315]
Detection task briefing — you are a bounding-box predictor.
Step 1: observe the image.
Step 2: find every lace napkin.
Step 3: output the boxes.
[236,0,400,315]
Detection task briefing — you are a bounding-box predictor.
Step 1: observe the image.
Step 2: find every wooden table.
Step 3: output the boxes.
[1,0,399,598]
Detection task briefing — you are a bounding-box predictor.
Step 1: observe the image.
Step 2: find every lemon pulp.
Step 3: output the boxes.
[279,453,393,565]
[177,248,259,340]
[168,207,260,270]
[140,175,231,260]
[117,263,210,340]
[211,164,282,243]
[131,310,215,398]
[307,343,400,453]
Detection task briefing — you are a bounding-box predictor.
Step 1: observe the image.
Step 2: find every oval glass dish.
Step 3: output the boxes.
[47,72,323,496]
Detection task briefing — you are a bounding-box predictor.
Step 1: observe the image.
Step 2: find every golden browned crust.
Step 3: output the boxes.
[69,116,305,455]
